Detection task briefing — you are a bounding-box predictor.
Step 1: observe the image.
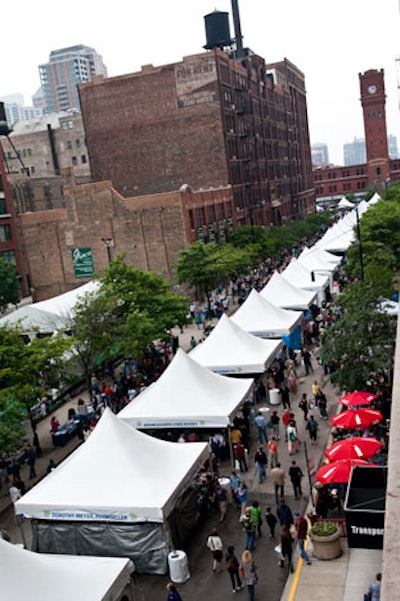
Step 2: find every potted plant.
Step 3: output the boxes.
[309,520,342,560]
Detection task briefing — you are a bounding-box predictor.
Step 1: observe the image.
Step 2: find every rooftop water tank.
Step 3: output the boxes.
[204,11,232,50]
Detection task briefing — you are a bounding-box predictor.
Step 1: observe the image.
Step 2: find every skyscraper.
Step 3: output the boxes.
[311,143,329,167]
[39,45,107,114]
[343,137,366,166]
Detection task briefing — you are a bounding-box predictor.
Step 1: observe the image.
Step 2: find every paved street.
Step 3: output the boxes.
[0,316,339,601]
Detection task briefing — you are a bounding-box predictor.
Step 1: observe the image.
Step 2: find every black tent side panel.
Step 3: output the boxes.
[31,520,169,574]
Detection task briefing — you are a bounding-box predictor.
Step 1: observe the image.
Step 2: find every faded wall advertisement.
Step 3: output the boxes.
[175,57,218,108]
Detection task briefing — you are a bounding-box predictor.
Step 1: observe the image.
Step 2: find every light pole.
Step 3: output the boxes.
[354,204,364,281]
[101,237,113,264]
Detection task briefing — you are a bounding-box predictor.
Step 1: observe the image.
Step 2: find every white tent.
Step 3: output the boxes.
[189,314,282,374]
[298,247,341,270]
[368,192,382,205]
[118,348,253,429]
[0,539,134,601]
[230,289,302,338]
[281,258,330,300]
[0,281,98,334]
[260,271,317,311]
[16,409,209,573]
[338,196,355,209]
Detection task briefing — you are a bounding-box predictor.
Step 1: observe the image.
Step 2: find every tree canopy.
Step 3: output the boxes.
[321,281,396,391]
[0,258,19,313]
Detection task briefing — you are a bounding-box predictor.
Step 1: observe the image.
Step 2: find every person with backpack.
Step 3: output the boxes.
[240,507,256,551]
[225,545,243,592]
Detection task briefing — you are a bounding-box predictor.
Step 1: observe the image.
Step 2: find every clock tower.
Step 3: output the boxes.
[359,69,390,187]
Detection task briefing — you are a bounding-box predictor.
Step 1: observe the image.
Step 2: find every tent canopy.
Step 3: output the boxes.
[189,314,282,374]
[0,281,98,334]
[118,348,253,429]
[15,409,209,522]
[281,258,329,292]
[260,271,317,310]
[338,196,355,208]
[230,289,302,337]
[0,538,133,601]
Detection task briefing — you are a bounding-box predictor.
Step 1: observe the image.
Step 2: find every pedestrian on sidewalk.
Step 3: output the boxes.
[277,498,294,528]
[279,525,294,573]
[239,550,258,601]
[282,409,291,441]
[254,446,268,483]
[166,582,183,601]
[267,436,278,468]
[271,463,285,504]
[312,379,322,407]
[287,420,299,455]
[306,415,318,444]
[288,460,303,499]
[298,394,309,421]
[206,527,223,573]
[366,572,381,601]
[294,512,311,565]
[250,500,262,537]
[269,410,280,439]
[238,481,248,515]
[234,442,248,473]
[279,384,291,409]
[254,412,268,444]
[302,347,314,376]
[230,470,244,509]
[265,506,278,539]
[318,392,329,419]
[225,545,243,592]
[240,507,256,551]
[215,482,228,523]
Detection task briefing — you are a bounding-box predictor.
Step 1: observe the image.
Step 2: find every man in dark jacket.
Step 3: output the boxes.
[277,498,294,527]
[288,460,303,499]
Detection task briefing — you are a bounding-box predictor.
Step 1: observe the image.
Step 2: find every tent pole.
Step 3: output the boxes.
[18,517,27,548]
[228,425,234,468]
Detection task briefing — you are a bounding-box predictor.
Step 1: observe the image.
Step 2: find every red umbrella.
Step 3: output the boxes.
[324,437,384,462]
[330,408,383,430]
[316,459,370,485]
[337,391,378,407]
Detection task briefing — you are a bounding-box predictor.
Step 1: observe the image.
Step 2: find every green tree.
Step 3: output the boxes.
[321,281,396,391]
[0,258,19,313]
[70,257,189,386]
[0,326,68,450]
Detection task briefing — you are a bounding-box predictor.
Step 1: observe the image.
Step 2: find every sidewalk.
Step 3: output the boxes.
[281,540,382,601]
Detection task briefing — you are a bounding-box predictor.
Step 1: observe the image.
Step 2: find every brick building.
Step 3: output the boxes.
[79,49,315,231]
[0,142,26,296]
[19,179,236,301]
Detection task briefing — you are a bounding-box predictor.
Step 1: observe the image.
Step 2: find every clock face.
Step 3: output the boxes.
[367,84,378,94]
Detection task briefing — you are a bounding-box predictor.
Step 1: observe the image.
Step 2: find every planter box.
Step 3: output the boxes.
[310,528,342,560]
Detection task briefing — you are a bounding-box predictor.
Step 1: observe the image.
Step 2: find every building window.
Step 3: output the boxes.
[67,141,73,150]
[0,250,16,264]
[76,139,81,148]
[0,198,7,214]
[71,156,78,166]
[0,224,11,242]
[31,166,35,175]
[81,154,87,164]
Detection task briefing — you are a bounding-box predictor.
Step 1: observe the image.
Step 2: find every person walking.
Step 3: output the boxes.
[230,470,244,509]
[166,582,182,601]
[294,512,311,565]
[287,420,299,455]
[282,409,291,441]
[288,460,303,499]
[318,392,329,419]
[267,437,278,468]
[277,498,294,528]
[240,507,256,551]
[271,463,285,504]
[254,446,268,484]
[238,481,248,515]
[265,506,278,539]
[302,347,314,376]
[233,442,248,473]
[250,500,262,537]
[254,412,268,444]
[298,394,309,421]
[280,525,294,573]
[215,482,228,523]
[270,410,280,439]
[366,572,381,601]
[279,384,291,409]
[206,528,223,573]
[225,545,243,593]
[306,415,318,444]
[239,550,258,601]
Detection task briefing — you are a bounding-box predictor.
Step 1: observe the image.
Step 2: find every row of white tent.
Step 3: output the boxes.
[7,193,383,591]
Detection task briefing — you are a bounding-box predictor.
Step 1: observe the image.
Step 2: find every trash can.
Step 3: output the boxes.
[269,388,280,406]
[218,477,233,503]
[168,550,190,583]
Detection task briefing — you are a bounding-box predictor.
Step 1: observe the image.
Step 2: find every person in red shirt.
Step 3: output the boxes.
[282,409,291,441]
[267,437,278,468]
[294,512,311,565]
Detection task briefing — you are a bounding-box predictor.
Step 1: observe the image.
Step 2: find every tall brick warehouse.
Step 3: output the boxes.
[79,49,315,230]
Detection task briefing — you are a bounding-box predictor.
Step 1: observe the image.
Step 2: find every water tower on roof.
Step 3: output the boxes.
[203,10,232,50]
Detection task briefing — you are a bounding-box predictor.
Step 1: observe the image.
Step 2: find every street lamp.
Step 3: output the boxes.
[101,237,113,264]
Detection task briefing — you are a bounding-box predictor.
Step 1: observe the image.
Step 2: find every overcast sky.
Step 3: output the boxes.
[1,0,400,164]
